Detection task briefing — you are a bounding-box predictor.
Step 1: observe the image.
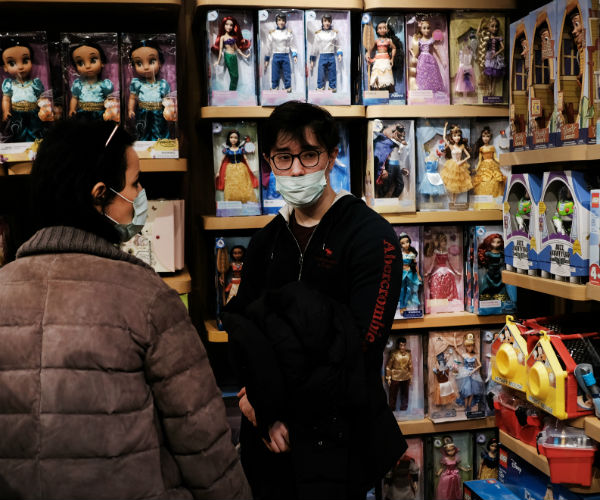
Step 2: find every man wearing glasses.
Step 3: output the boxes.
[224,101,406,500]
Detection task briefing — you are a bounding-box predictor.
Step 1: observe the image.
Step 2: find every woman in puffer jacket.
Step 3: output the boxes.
[0,120,251,500]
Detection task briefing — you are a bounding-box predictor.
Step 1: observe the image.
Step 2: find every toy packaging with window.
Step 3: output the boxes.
[406,13,450,105]
[61,33,120,124]
[215,235,251,330]
[365,119,415,213]
[305,10,350,105]
[509,18,531,151]
[383,334,424,420]
[121,33,178,158]
[463,479,522,500]
[590,189,600,285]
[480,329,502,417]
[423,225,464,314]
[475,430,499,481]
[527,3,558,150]
[537,170,593,281]
[383,438,424,500]
[503,172,543,274]
[470,119,510,210]
[426,431,473,499]
[206,10,256,106]
[48,39,65,122]
[258,9,305,106]
[449,12,508,105]
[393,225,423,319]
[360,13,406,105]
[213,120,260,217]
[0,31,54,160]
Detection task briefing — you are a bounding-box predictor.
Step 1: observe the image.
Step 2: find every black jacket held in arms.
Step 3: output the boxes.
[224,193,407,500]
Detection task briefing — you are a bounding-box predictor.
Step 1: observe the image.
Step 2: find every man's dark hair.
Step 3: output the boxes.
[30,120,135,244]
[263,101,339,154]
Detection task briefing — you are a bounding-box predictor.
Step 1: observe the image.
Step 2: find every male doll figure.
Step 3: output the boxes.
[386,337,412,411]
[374,122,409,198]
[264,14,298,92]
[310,14,342,92]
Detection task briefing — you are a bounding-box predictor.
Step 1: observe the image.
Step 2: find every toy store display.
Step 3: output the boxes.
[475,431,499,480]
[121,33,178,158]
[213,121,260,217]
[120,199,184,273]
[428,432,473,500]
[0,32,54,160]
[393,226,423,320]
[463,479,522,500]
[503,173,543,274]
[206,10,256,106]
[493,389,544,446]
[258,9,305,106]
[406,13,450,106]
[423,226,464,314]
[305,10,350,105]
[360,13,406,106]
[383,438,424,500]
[61,33,120,123]
[449,12,507,105]
[384,334,424,421]
[365,119,415,213]
[215,235,251,330]
[509,18,530,151]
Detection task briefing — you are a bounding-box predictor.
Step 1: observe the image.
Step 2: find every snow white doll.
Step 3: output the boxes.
[215,129,258,203]
[398,232,422,313]
[439,122,472,208]
[211,16,251,92]
[436,436,471,500]
[478,232,509,300]
[472,126,505,198]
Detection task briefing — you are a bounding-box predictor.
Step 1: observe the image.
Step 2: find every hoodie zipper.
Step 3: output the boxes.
[285,222,318,281]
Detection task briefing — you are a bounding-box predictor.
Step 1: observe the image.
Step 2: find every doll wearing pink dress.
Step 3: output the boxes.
[436,436,471,500]
[425,233,459,301]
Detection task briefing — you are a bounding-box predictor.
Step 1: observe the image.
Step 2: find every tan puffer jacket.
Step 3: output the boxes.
[0,226,251,500]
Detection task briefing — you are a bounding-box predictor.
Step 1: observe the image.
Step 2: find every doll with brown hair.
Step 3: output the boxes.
[477,16,505,96]
[215,129,258,203]
[439,122,472,207]
[472,126,505,197]
[411,16,446,92]
[478,233,508,299]
[211,16,251,92]
[424,232,460,302]
[220,244,246,304]
[435,435,471,500]
[454,333,484,414]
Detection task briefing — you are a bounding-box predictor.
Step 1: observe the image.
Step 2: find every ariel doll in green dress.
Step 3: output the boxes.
[212,16,251,91]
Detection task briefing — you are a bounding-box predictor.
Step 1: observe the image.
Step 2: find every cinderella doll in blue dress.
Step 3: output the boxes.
[418,145,446,203]
[398,232,422,312]
[455,333,484,414]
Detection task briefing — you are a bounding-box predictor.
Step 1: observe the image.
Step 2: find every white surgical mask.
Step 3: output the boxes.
[105,188,148,242]
[274,169,327,208]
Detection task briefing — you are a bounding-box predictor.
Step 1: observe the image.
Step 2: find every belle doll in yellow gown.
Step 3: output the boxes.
[439,122,472,207]
[472,126,505,197]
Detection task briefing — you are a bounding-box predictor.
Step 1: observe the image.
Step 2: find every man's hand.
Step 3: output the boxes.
[262,421,290,453]
[237,387,257,427]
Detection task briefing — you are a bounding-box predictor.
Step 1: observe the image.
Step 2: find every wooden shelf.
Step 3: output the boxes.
[203,215,275,230]
[4,158,187,176]
[502,271,588,301]
[200,105,365,120]
[395,312,505,329]
[162,268,192,295]
[364,0,516,9]
[206,320,229,342]
[586,283,600,302]
[399,416,496,436]
[366,105,508,119]
[197,0,362,8]
[585,416,600,443]
[499,144,600,167]
[1,0,181,3]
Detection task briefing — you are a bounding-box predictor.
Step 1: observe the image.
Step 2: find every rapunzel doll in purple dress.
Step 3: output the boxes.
[436,436,471,500]
[477,16,505,96]
[411,18,445,92]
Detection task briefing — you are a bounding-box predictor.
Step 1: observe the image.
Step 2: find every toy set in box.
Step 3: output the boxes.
[258,9,305,106]
[537,170,593,281]
[206,10,257,106]
[213,121,260,217]
[503,173,543,274]
[360,13,406,105]
[365,119,415,213]
[509,19,530,151]
[121,33,178,158]
[383,438,424,500]
[383,334,424,420]
[590,189,600,285]
[426,431,473,500]
[393,226,423,319]
[463,479,522,500]
[449,12,507,105]
[305,10,351,105]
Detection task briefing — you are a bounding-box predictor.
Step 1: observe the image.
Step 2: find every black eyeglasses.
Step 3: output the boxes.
[270,150,325,171]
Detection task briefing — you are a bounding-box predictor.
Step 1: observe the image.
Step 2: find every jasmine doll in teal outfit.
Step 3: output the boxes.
[398,232,422,312]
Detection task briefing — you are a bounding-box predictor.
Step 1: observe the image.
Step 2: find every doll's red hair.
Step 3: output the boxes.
[478,233,503,266]
[211,16,251,54]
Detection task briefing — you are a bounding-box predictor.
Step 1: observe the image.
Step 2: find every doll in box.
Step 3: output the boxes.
[309,14,342,92]
[263,13,298,92]
[383,439,422,500]
[477,16,505,97]
[552,186,574,236]
[385,336,412,412]
[478,232,509,299]
[399,232,422,313]
[215,129,258,204]
[455,38,476,96]
[366,20,398,92]
[220,244,245,304]
[374,121,410,198]
[454,332,484,414]
[439,123,472,208]
[472,126,505,198]
[411,16,446,94]
[418,145,446,203]
[424,231,460,303]
[211,16,251,92]
[478,436,498,479]
[435,435,471,500]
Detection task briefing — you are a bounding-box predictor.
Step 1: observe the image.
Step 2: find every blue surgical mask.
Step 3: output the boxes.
[274,169,327,208]
[105,188,148,242]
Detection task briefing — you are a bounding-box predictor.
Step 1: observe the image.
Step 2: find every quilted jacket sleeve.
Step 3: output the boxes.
[145,286,252,500]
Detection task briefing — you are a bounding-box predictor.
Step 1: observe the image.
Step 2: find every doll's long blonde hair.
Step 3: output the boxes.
[478,16,501,71]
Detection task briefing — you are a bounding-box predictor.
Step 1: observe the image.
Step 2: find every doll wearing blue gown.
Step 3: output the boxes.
[2,77,44,141]
[398,233,422,311]
[71,79,113,121]
[418,149,446,199]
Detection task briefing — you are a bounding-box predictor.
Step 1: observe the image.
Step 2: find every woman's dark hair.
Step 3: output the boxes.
[0,39,34,64]
[69,41,107,68]
[30,120,135,244]
[226,129,240,147]
[128,39,164,66]
[262,101,339,154]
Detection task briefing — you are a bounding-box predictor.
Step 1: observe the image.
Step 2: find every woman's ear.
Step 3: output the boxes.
[91,182,107,206]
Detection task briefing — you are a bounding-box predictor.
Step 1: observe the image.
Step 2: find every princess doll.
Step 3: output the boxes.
[1,39,45,142]
[128,40,174,141]
[454,333,484,413]
[478,233,509,300]
[220,244,245,304]
[478,437,498,479]
[477,16,505,96]
[418,145,446,203]
[433,351,458,409]
[439,122,472,207]
[366,20,397,92]
[425,232,460,302]
[398,232,422,312]
[436,436,471,500]
[411,17,445,93]
[215,129,258,203]
[472,126,505,197]
[211,16,251,92]
[68,41,115,121]
[455,43,475,95]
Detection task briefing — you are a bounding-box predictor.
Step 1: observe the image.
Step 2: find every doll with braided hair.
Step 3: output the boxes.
[477,16,505,96]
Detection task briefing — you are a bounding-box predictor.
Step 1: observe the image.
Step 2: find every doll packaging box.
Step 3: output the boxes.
[589,189,600,286]
[537,170,594,281]
[213,121,260,217]
[423,225,464,314]
[365,119,415,213]
[206,10,256,106]
[469,119,510,210]
[383,438,424,500]
[360,13,406,105]
[480,329,502,417]
[393,226,423,319]
[61,33,120,124]
[428,329,485,422]
[383,334,424,420]
[48,40,65,121]
[121,33,178,158]
[0,32,54,161]
[425,431,473,500]
[475,430,499,480]
[258,9,306,106]
[508,17,531,151]
[555,0,600,146]
[503,172,543,274]
[215,235,251,330]
[305,10,351,105]
[406,13,450,105]
[449,12,508,105]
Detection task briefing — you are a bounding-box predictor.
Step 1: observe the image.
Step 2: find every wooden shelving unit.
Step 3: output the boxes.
[197,0,363,8]
[1,0,181,3]
[4,158,187,176]
[366,105,509,119]
[364,0,516,9]
[162,268,192,295]
[206,320,229,342]
[399,416,496,436]
[203,214,275,230]
[499,144,600,167]
[200,105,365,120]
[502,271,588,301]
[586,283,600,302]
